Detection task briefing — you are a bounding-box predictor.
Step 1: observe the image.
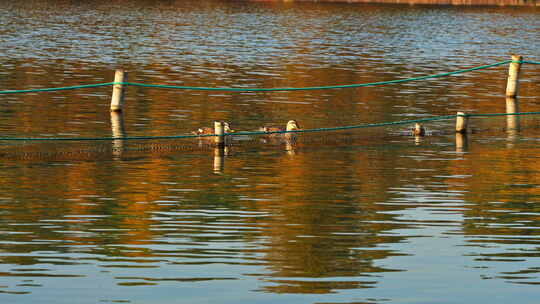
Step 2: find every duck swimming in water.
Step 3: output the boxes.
[259,120,301,134]
[259,120,301,147]
[192,122,235,136]
[411,123,425,136]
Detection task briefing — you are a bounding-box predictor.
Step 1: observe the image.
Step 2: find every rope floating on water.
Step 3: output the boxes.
[0,57,538,142]
[2,111,540,142]
[0,60,518,94]
[0,83,115,94]
[125,60,512,92]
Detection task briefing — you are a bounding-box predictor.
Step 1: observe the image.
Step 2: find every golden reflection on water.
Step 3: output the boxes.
[0,0,540,302]
[2,126,540,299]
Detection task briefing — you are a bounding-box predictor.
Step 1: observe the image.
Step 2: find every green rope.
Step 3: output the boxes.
[0,134,202,141]
[0,82,115,94]
[5,110,540,142]
[125,60,511,92]
[0,116,452,141]
[234,115,458,136]
[467,111,540,117]
[1,59,537,95]
[1,111,540,142]
[0,60,512,94]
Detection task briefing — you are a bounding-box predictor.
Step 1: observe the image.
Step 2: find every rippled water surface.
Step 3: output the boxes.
[1,1,540,303]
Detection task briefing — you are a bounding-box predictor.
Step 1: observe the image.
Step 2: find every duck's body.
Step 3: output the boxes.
[259,120,301,146]
[259,120,301,134]
[192,126,214,135]
[192,122,234,136]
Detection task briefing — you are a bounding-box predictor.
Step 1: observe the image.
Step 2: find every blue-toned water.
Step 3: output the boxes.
[0,1,539,303]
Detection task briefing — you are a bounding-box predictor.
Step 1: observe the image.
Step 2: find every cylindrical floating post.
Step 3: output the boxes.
[506,55,523,98]
[214,121,225,147]
[456,112,468,134]
[110,70,127,112]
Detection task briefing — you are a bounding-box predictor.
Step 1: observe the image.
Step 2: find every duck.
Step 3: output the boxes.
[411,123,425,136]
[259,120,301,134]
[192,122,234,136]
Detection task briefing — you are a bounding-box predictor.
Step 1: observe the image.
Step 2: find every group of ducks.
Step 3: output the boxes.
[192,120,301,136]
[192,120,427,137]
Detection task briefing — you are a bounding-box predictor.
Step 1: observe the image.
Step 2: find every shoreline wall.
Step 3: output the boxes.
[249,0,539,6]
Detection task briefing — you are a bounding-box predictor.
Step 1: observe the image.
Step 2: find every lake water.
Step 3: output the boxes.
[1,1,540,303]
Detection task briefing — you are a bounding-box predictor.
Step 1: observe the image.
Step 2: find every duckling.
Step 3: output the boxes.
[259,120,301,134]
[192,122,234,136]
[411,123,425,137]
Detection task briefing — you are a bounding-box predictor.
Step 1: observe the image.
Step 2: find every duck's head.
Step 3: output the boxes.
[412,123,425,136]
[286,120,300,131]
[223,122,235,133]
